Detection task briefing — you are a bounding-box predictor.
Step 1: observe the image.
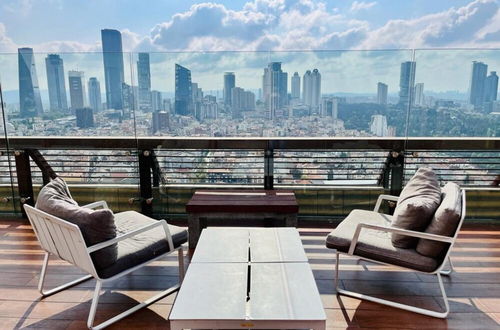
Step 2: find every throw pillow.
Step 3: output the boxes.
[416,182,462,258]
[35,177,117,270]
[391,167,441,248]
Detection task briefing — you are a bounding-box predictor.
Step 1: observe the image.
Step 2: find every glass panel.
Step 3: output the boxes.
[411,49,500,137]
[0,50,141,214]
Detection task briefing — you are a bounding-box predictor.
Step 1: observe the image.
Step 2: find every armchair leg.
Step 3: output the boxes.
[178,247,185,283]
[38,252,93,297]
[87,279,180,330]
[334,252,450,318]
[440,257,454,276]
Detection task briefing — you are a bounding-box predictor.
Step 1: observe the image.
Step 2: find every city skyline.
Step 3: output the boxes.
[3,49,500,98]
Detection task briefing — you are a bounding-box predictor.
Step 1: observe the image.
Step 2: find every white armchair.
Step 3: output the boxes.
[25,202,187,329]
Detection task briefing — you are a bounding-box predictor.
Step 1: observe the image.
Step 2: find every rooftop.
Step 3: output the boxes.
[0,220,498,329]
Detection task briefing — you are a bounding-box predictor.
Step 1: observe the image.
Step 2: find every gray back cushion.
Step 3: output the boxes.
[35,177,117,270]
[416,182,462,258]
[391,168,441,248]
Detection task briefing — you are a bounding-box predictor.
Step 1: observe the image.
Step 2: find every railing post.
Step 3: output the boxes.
[138,149,153,216]
[151,151,161,187]
[389,151,404,196]
[264,143,274,190]
[14,150,34,217]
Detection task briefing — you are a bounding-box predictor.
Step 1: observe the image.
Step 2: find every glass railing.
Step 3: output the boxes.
[0,49,499,221]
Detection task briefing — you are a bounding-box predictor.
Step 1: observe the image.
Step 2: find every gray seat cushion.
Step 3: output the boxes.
[326,209,439,273]
[391,167,441,248]
[96,211,188,279]
[416,182,462,258]
[35,177,117,270]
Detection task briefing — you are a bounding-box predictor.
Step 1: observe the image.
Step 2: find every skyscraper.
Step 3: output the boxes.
[262,62,287,120]
[175,64,192,116]
[303,70,312,106]
[321,97,338,119]
[469,61,488,109]
[291,72,300,99]
[377,82,388,105]
[399,61,416,108]
[18,48,43,117]
[76,107,94,128]
[484,71,498,113]
[101,29,124,110]
[45,54,68,112]
[223,72,235,105]
[88,77,102,112]
[414,83,425,106]
[310,69,321,109]
[151,90,163,112]
[137,53,151,111]
[301,69,321,110]
[68,71,87,110]
[370,115,389,136]
[152,111,169,133]
[231,87,255,119]
[484,71,498,103]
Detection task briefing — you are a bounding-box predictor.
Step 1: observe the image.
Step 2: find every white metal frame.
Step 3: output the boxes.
[24,201,186,329]
[333,191,466,318]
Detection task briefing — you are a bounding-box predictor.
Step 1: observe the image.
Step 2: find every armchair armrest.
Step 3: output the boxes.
[82,201,109,210]
[374,194,399,212]
[87,219,174,253]
[348,223,454,255]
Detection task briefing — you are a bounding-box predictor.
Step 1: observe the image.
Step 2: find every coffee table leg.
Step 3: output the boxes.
[285,214,298,227]
[188,213,201,249]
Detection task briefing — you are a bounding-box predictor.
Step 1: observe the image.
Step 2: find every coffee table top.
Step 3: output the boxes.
[170,261,326,321]
[190,227,308,263]
[185,189,299,214]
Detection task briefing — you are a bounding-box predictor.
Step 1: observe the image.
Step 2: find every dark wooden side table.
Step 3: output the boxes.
[185,190,299,249]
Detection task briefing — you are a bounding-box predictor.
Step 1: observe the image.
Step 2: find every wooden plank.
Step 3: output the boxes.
[249,263,326,321]
[186,189,299,214]
[250,228,308,263]
[169,263,247,320]
[190,228,249,263]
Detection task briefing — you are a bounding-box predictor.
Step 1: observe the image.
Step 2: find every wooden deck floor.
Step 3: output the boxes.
[0,220,499,329]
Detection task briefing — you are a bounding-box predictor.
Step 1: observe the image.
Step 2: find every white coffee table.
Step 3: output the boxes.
[169,227,326,330]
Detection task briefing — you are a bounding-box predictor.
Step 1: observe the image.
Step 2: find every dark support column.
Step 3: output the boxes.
[389,151,405,196]
[138,150,153,216]
[14,150,34,216]
[264,144,274,190]
[27,149,57,185]
[151,151,161,187]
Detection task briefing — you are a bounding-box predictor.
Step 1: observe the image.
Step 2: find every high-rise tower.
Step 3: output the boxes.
[310,69,321,109]
[137,53,152,111]
[303,70,312,106]
[469,61,488,109]
[399,61,416,108]
[175,64,193,116]
[262,62,287,120]
[45,54,68,112]
[291,72,300,99]
[377,82,388,105]
[88,77,102,112]
[223,72,235,105]
[101,29,125,110]
[484,71,498,103]
[18,48,43,117]
[68,71,87,110]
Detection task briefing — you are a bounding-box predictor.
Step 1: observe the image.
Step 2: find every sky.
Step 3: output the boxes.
[1,0,500,94]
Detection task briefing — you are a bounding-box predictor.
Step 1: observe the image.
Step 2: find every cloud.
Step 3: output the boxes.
[145,0,369,51]
[0,23,17,52]
[361,0,500,49]
[350,1,377,12]
[4,0,500,54]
